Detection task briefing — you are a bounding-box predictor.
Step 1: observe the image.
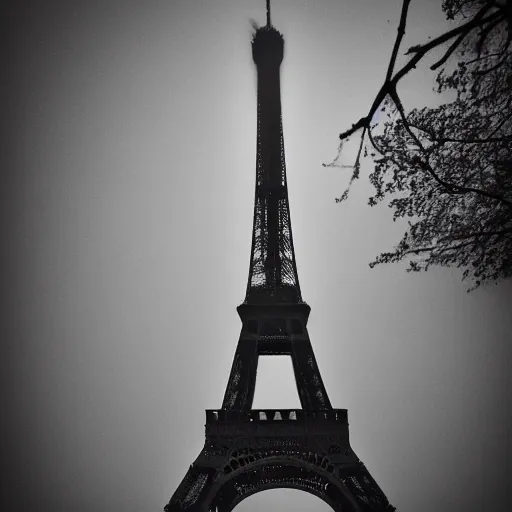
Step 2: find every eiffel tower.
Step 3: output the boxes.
[164,2,396,511]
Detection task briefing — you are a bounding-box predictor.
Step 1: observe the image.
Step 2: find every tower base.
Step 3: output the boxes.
[165,409,395,512]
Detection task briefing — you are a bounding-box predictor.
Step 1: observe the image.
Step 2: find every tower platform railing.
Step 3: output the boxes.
[205,409,348,424]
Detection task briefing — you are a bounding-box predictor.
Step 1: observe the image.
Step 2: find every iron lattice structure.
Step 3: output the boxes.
[246,23,300,305]
[164,4,396,511]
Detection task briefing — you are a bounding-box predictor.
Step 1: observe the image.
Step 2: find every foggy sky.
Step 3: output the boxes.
[3,1,511,511]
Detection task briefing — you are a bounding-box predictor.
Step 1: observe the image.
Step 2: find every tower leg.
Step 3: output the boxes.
[221,337,258,411]
[291,337,332,410]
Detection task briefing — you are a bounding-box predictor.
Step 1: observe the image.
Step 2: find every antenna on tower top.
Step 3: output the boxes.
[266,0,271,26]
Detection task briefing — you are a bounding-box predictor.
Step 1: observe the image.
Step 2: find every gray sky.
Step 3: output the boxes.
[3,1,511,511]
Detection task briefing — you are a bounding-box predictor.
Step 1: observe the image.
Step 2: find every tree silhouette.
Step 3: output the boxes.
[329,0,512,291]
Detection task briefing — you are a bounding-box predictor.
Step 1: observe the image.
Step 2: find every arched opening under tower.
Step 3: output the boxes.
[207,459,361,512]
[233,487,336,511]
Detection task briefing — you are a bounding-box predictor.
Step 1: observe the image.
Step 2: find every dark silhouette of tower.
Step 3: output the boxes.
[164,2,396,511]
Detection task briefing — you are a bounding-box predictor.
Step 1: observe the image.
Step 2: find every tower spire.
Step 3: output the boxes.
[266,0,271,26]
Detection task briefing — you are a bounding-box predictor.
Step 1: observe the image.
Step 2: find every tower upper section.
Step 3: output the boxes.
[244,15,303,305]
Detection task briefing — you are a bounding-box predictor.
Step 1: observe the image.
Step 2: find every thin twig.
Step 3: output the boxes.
[404,240,478,255]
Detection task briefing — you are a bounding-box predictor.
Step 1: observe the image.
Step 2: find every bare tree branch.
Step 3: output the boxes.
[413,154,512,207]
[393,10,503,81]
[387,87,512,207]
[338,4,503,142]
[332,0,512,290]
[404,240,478,255]
[441,226,512,241]
[474,51,511,74]
[385,0,412,82]
[431,31,470,71]
[408,123,512,143]
[429,4,493,70]
[404,7,501,56]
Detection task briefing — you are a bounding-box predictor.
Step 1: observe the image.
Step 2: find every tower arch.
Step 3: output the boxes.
[230,486,340,512]
[206,457,360,512]
[233,487,335,512]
